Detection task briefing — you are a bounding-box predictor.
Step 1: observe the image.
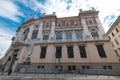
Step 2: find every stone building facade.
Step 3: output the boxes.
[107,16,120,61]
[1,9,120,75]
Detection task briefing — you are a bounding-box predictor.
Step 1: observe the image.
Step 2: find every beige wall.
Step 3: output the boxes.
[24,42,119,64]
[107,22,120,57]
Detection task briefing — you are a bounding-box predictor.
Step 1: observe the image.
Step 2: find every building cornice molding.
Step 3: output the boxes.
[34,39,110,45]
[106,16,120,35]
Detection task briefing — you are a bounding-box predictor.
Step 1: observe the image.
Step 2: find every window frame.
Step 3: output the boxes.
[58,22,62,28]
[23,28,29,41]
[76,31,83,39]
[91,29,99,38]
[116,28,119,33]
[40,46,47,58]
[55,46,62,58]
[79,46,87,58]
[88,19,93,24]
[45,22,49,28]
[67,46,74,58]
[66,32,72,40]
[56,32,62,40]
[31,30,38,39]
[43,32,49,40]
[96,44,107,58]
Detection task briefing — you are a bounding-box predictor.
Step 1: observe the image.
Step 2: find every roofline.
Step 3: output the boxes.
[106,16,120,35]
[16,9,99,32]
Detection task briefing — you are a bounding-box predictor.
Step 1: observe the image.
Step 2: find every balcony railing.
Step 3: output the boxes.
[19,67,120,76]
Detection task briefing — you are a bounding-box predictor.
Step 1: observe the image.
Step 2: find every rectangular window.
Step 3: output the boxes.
[56,32,62,40]
[76,32,83,39]
[103,66,112,69]
[43,34,49,40]
[108,36,111,40]
[37,65,44,69]
[40,47,47,58]
[116,28,119,33]
[82,66,90,69]
[79,46,87,58]
[67,46,74,58]
[68,66,76,71]
[96,45,106,58]
[55,65,62,71]
[111,33,114,37]
[46,23,49,28]
[56,47,62,58]
[91,32,99,38]
[31,30,38,39]
[66,32,72,40]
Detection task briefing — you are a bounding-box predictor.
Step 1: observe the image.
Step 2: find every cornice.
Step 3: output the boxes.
[34,39,110,45]
[106,16,120,35]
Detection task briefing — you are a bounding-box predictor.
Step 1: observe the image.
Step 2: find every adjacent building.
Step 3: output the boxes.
[107,16,120,61]
[1,9,120,75]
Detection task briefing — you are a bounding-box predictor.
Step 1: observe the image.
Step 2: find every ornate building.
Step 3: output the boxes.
[1,9,120,75]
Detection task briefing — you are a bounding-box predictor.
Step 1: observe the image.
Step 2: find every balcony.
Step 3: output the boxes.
[88,26,98,30]
[55,25,83,31]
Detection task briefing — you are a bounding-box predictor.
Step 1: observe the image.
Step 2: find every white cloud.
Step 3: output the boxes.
[0,27,14,58]
[1,0,120,58]
[0,0,24,22]
[19,0,120,32]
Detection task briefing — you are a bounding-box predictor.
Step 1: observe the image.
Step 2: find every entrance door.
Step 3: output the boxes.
[8,49,19,74]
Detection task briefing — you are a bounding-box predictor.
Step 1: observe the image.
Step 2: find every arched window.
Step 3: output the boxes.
[91,29,99,38]
[74,20,79,26]
[56,32,62,40]
[88,19,93,24]
[43,32,49,40]
[66,32,72,40]
[46,23,49,28]
[58,23,61,27]
[23,28,29,41]
[66,22,70,27]
[76,31,83,39]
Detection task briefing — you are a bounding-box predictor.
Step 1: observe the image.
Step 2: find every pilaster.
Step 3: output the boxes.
[49,22,55,42]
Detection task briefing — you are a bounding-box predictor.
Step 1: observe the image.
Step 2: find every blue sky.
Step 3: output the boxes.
[0,0,120,58]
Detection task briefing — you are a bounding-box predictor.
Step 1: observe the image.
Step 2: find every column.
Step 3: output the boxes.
[37,23,43,42]
[18,29,24,41]
[72,30,76,41]
[49,22,55,42]
[81,18,92,40]
[27,25,34,40]
[62,31,66,42]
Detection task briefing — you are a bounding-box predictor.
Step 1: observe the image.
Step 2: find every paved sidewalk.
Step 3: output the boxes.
[0,73,120,80]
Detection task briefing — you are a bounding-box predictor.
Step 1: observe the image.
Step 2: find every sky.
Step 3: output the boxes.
[0,0,120,58]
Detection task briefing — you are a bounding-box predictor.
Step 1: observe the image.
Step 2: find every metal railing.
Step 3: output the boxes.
[18,68,120,76]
